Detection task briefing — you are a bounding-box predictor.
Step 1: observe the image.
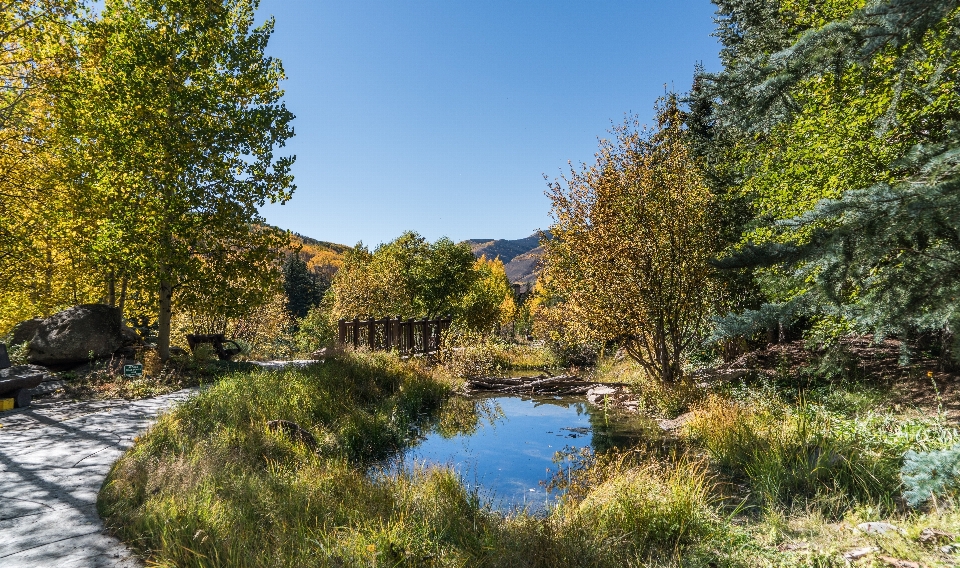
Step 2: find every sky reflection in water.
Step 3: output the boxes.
[395,395,646,512]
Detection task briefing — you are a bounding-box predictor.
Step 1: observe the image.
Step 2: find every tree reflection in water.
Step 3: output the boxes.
[396,394,659,510]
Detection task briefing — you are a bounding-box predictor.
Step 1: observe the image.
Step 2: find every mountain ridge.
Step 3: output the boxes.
[465,234,544,285]
[282,228,544,286]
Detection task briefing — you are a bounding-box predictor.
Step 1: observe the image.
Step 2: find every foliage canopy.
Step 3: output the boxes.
[695,0,960,352]
[542,99,719,382]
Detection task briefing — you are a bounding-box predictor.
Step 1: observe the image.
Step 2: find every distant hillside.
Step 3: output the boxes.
[286,232,351,279]
[466,235,540,265]
[292,233,352,256]
[466,234,544,285]
[280,229,544,285]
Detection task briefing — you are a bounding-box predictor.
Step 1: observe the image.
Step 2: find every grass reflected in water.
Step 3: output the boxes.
[394,394,659,511]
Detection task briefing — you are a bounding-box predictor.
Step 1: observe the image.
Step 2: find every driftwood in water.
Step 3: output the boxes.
[465,375,630,397]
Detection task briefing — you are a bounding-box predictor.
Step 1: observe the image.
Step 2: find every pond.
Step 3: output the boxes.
[389,394,656,512]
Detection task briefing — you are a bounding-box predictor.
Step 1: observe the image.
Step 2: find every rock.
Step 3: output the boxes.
[586,385,618,405]
[0,365,47,394]
[777,542,809,552]
[856,522,903,535]
[0,343,9,369]
[28,304,124,368]
[9,318,42,346]
[311,347,329,360]
[878,556,920,568]
[657,411,694,432]
[918,527,954,543]
[843,547,877,560]
[120,324,142,345]
[114,346,139,359]
[28,379,67,397]
[267,419,317,450]
[10,388,31,408]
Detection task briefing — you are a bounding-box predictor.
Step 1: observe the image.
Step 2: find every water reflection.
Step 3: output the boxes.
[394,394,654,511]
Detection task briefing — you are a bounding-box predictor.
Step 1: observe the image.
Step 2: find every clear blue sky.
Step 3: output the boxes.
[255,0,722,247]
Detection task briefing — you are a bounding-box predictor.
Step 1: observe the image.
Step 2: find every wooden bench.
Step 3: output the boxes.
[185,334,243,361]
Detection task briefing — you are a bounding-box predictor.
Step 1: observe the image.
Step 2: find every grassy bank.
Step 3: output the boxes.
[99,352,733,566]
[101,351,960,566]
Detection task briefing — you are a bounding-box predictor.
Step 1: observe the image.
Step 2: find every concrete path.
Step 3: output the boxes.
[0,390,197,568]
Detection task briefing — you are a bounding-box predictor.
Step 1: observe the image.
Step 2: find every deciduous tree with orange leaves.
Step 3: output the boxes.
[542,98,718,383]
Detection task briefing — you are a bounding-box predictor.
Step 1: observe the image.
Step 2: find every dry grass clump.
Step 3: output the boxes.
[439,333,558,379]
[684,390,959,516]
[568,458,720,556]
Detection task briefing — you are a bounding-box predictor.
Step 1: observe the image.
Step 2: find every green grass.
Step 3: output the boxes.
[101,351,960,567]
[100,351,739,567]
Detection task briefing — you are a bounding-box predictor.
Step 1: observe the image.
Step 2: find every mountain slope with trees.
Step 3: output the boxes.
[466,234,544,285]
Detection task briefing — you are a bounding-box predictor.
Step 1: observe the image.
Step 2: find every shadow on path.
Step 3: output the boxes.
[0,389,196,568]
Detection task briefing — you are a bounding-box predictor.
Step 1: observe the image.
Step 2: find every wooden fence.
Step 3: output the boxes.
[338,316,452,355]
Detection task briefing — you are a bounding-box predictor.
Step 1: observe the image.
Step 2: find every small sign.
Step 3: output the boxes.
[123,364,144,378]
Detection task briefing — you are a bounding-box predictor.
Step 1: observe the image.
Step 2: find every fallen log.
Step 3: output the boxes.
[464,374,630,397]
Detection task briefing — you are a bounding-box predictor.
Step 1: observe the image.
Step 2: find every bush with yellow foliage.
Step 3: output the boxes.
[542,98,719,382]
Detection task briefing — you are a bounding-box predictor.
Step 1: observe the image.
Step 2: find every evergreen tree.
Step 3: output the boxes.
[700,0,960,349]
[283,253,326,319]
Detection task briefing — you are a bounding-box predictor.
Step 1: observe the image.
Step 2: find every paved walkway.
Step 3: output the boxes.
[0,390,197,568]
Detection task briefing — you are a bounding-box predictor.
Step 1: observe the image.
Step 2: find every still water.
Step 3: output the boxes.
[392,395,652,511]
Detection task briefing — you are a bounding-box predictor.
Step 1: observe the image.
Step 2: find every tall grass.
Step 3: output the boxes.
[99,352,463,566]
[101,349,960,566]
[439,334,559,378]
[100,351,739,567]
[685,392,958,514]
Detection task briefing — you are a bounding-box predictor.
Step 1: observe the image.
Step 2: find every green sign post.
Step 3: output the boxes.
[123,363,144,378]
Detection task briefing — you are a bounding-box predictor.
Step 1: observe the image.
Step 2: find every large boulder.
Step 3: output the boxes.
[9,318,42,346]
[28,304,124,368]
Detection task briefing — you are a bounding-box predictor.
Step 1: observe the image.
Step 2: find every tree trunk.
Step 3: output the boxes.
[117,276,128,315]
[107,271,116,307]
[158,280,173,362]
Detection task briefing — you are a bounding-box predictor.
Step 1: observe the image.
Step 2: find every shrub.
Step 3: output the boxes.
[548,337,601,368]
[541,99,718,383]
[293,302,337,354]
[6,341,29,365]
[438,332,508,378]
[902,443,960,508]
